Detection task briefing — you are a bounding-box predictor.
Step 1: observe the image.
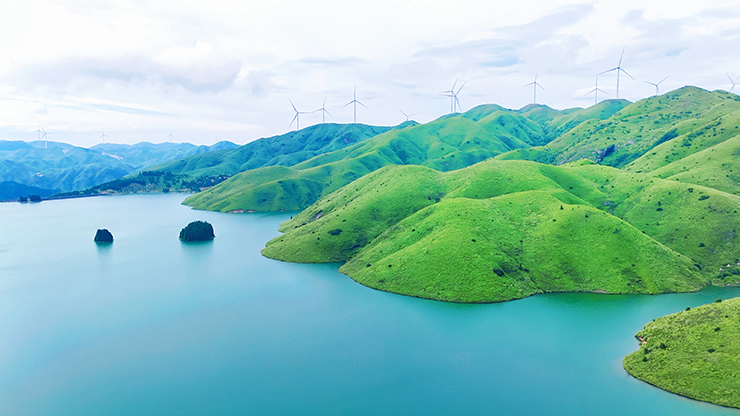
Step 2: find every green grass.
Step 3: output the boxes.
[623,297,740,409]
[261,157,740,302]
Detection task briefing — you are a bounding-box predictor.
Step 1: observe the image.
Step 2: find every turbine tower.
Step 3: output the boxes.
[35,124,49,148]
[585,75,608,105]
[599,47,634,99]
[289,99,310,130]
[523,74,545,104]
[441,78,466,113]
[645,76,668,96]
[400,110,417,122]
[727,73,737,93]
[314,97,332,124]
[343,86,366,123]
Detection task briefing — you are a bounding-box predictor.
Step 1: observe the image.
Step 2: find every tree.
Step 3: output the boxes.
[179,220,215,242]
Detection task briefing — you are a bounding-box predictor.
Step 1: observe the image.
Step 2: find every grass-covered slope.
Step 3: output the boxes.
[643,134,740,196]
[497,87,740,169]
[185,103,622,212]
[151,123,393,177]
[623,297,740,409]
[261,159,740,302]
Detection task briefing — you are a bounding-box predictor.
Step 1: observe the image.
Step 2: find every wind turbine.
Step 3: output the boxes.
[599,47,634,99]
[34,124,49,148]
[441,78,466,113]
[289,99,310,130]
[400,110,417,122]
[523,74,545,104]
[645,76,668,96]
[99,131,108,144]
[167,132,175,143]
[314,97,332,124]
[343,86,366,123]
[585,75,608,105]
[727,73,737,93]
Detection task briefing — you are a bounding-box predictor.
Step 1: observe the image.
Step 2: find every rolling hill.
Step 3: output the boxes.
[184,100,627,212]
[261,158,740,302]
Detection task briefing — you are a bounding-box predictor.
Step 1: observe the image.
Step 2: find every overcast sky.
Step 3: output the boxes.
[2,0,740,147]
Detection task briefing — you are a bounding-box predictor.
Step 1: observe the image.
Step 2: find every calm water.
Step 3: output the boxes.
[0,194,738,415]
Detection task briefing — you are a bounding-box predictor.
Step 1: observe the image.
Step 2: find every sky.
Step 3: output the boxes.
[1,0,740,147]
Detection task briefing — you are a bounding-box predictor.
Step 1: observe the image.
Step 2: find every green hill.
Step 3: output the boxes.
[185,103,624,212]
[623,297,740,409]
[261,159,740,302]
[150,123,393,177]
[496,87,740,168]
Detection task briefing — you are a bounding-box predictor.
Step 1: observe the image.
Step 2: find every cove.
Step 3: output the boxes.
[0,194,738,415]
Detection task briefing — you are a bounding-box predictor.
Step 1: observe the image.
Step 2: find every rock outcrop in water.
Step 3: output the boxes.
[94,228,114,244]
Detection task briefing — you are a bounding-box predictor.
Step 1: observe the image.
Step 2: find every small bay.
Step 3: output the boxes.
[1,194,738,415]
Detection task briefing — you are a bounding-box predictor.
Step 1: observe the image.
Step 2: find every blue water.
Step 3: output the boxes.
[0,194,738,415]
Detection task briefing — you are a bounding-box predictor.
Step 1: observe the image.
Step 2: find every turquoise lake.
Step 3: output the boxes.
[0,194,738,415]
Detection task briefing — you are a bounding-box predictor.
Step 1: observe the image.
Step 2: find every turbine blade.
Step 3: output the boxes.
[455,81,466,94]
[523,82,534,87]
[451,77,458,91]
[537,83,545,90]
[289,98,297,112]
[727,73,734,83]
[343,101,353,108]
[598,68,617,75]
[618,47,625,66]
[658,76,668,85]
[620,68,635,80]
[289,114,298,128]
[358,101,367,108]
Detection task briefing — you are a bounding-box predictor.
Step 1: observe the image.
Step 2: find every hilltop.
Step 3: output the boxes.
[623,297,740,409]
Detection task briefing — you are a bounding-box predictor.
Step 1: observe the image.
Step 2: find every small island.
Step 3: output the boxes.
[94,228,114,244]
[179,220,215,242]
[623,297,740,409]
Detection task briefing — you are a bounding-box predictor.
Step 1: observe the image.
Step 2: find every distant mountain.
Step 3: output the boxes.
[0,140,237,199]
[183,100,626,212]
[77,123,395,196]
[149,123,395,177]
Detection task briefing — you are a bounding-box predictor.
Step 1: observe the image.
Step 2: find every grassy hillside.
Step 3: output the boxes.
[151,123,393,177]
[623,297,740,409]
[185,103,623,212]
[261,158,740,302]
[496,87,740,169]
[641,134,740,196]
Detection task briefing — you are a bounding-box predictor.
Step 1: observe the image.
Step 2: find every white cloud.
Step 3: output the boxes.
[0,0,739,147]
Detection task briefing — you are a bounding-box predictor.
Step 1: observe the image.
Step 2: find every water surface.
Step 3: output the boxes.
[1,194,738,415]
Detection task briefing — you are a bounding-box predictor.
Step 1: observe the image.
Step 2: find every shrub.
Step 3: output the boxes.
[698,195,709,201]
[179,220,215,242]
[328,229,342,236]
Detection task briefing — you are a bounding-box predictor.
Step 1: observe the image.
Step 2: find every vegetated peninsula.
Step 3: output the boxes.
[262,156,740,302]
[623,297,740,409]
